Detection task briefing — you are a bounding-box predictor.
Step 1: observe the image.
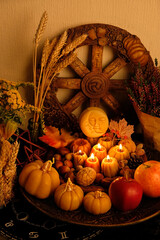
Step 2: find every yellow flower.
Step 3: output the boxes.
[7,98,13,104]
[12,104,18,109]
[11,94,16,100]
[17,98,22,105]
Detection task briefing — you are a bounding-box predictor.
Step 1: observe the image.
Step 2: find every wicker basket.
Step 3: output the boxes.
[133,104,160,152]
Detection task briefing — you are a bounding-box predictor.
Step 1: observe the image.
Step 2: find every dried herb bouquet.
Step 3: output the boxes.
[126,60,160,117]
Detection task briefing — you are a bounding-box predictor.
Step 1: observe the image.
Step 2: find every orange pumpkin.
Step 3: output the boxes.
[123,36,149,66]
[83,191,111,215]
[70,138,91,156]
[54,178,84,211]
[19,160,60,199]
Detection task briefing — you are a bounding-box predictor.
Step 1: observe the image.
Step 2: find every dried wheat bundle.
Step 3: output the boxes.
[0,140,19,207]
[33,12,88,124]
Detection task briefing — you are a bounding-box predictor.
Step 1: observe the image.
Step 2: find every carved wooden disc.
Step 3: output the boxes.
[81,72,109,98]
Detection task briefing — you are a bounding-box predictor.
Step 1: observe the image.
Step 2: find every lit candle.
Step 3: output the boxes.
[84,153,100,173]
[73,150,87,167]
[118,144,123,152]
[90,143,107,162]
[108,144,130,161]
[101,155,119,177]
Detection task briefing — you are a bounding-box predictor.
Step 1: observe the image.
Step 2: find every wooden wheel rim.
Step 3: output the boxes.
[43,23,154,131]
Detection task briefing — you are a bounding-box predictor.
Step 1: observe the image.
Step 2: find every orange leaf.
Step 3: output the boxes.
[39,126,76,148]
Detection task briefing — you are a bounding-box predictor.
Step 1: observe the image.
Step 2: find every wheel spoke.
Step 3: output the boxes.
[90,98,100,107]
[91,45,103,72]
[102,94,120,111]
[53,78,81,89]
[108,79,126,90]
[103,57,127,78]
[63,91,87,113]
[69,57,90,78]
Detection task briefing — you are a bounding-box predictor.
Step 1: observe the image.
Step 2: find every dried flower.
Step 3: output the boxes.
[126,60,160,117]
[0,79,37,139]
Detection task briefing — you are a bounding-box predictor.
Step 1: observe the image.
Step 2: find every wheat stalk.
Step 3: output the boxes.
[62,34,87,55]
[46,31,68,78]
[40,51,77,109]
[34,11,48,45]
[33,12,48,121]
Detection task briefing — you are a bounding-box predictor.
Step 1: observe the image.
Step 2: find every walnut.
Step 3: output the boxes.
[76,167,96,186]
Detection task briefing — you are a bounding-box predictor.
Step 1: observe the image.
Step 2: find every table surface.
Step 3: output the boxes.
[0,188,159,240]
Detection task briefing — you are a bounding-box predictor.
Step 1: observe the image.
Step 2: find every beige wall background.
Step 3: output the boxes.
[0,0,160,126]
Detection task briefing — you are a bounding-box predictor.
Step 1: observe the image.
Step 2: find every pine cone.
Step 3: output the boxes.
[128,153,144,169]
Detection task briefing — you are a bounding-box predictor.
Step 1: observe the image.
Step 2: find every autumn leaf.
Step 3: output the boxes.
[39,126,76,148]
[109,118,134,139]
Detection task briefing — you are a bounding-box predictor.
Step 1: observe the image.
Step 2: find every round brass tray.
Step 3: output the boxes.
[21,187,160,227]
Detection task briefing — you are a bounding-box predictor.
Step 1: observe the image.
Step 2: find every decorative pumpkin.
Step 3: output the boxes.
[123,36,149,66]
[83,191,111,215]
[76,167,96,186]
[54,178,84,211]
[19,160,60,199]
[70,138,91,156]
[108,145,130,161]
[101,156,119,177]
[98,136,114,151]
[119,138,136,153]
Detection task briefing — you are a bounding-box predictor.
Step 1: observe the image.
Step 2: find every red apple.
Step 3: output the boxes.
[109,177,143,211]
[134,160,160,198]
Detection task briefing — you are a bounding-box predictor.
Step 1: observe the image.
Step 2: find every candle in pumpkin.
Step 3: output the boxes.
[73,150,88,167]
[101,155,119,177]
[84,153,100,173]
[108,144,130,161]
[90,143,107,162]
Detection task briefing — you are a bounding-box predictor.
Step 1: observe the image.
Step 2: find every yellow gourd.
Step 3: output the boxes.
[98,136,114,151]
[19,160,60,199]
[54,178,84,211]
[123,36,149,66]
[83,191,111,215]
[119,138,136,153]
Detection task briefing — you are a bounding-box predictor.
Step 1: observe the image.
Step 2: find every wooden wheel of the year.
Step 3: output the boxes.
[43,24,154,132]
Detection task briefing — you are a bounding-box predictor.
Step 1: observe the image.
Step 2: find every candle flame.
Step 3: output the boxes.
[107,155,110,160]
[119,144,123,151]
[90,153,95,159]
[97,143,101,150]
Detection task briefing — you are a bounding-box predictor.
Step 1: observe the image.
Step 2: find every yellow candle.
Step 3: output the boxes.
[73,150,87,167]
[101,155,119,177]
[108,144,130,161]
